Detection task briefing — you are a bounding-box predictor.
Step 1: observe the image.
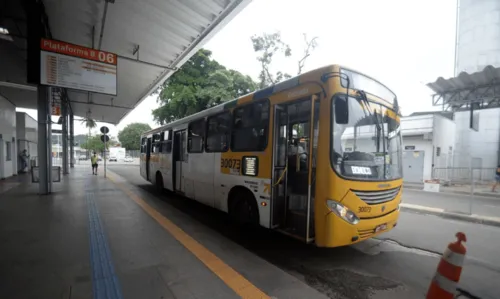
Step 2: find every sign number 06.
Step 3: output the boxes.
[98,52,115,64]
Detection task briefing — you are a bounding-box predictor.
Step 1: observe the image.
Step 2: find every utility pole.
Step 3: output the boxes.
[100,126,110,178]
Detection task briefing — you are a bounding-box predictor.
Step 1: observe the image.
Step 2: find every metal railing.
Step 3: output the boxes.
[432,167,497,184]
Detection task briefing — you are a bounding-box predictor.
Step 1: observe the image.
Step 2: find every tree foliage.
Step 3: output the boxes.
[152,49,257,125]
[80,134,116,153]
[80,117,97,131]
[118,123,151,150]
[251,32,318,88]
[251,32,292,88]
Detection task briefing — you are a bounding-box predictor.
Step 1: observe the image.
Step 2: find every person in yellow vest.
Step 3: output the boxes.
[91,152,99,175]
[492,164,500,192]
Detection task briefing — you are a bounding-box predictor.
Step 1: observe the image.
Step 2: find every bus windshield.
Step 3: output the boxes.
[332,95,403,181]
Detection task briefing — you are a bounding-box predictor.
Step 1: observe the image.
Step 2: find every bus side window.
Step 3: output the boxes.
[159,131,165,152]
[151,133,161,153]
[188,119,205,153]
[206,111,231,152]
[140,137,147,153]
[231,100,269,152]
[163,129,173,153]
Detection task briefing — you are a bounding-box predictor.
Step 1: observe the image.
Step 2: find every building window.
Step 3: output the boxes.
[206,111,231,152]
[6,141,11,161]
[188,119,205,153]
[231,100,269,152]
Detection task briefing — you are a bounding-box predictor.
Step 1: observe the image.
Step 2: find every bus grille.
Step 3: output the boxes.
[352,187,400,205]
[357,228,375,239]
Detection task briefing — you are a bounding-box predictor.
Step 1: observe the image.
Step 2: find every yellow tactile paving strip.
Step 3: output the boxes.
[108,174,270,299]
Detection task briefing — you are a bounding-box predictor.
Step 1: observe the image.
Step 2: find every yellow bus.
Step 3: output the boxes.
[140,64,403,247]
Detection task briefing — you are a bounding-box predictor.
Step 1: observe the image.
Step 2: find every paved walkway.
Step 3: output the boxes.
[0,166,326,299]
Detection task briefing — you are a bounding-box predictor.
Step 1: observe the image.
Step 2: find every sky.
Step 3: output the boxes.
[17,0,457,138]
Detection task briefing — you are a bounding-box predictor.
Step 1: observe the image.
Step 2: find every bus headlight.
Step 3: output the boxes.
[326,200,360,224]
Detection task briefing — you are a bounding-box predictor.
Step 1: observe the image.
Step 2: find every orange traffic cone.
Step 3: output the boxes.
[426,232,467,299]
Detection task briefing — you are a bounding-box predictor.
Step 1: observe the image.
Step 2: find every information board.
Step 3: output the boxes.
[40,38,117,95]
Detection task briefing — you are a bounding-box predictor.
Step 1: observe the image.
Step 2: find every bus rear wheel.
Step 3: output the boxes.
[229,189,259,226]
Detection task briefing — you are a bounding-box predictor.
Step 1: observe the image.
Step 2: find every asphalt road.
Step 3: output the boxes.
[403,189,500,218]
[108,164,500,299]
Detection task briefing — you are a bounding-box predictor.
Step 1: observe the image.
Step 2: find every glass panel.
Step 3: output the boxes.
[340,68,396,103]
[332,95,402,181]
[231,101,269,151]
[206,112,231,152]
[188,119,205,153]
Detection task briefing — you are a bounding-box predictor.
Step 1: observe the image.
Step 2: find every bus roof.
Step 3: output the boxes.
[143,64,397,136]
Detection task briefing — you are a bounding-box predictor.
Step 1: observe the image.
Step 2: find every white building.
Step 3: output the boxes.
[455,0,500,75]
[1,95,39,179]
[0,95,17,179]
[450,0,500,169]
[401,112,456,183]
[16,112,38,172]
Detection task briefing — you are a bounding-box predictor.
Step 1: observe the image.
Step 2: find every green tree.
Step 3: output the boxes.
[79,115,97,155]
[251,32,318,88]
[118,123,151,150]
[80,134,106,153]
[152,49,257,124]
[80,134,118,153]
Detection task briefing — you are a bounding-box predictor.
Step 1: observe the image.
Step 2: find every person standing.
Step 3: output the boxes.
[91,152,99,175]
[19,149,30,173]
[492,164,500,192]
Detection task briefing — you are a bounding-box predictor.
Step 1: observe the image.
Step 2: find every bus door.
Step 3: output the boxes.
[146,137,152,181]
[271,105,288,228]
[173,130,187,193]
[272,98,315,241]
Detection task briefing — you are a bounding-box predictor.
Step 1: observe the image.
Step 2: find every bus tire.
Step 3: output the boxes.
[228,187,259,226]
[156,172,164,192]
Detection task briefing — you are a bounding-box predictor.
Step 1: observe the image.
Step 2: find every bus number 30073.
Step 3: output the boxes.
[221,158,241,170]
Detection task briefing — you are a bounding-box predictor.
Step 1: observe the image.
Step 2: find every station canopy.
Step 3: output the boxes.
[427,65,500,111]
[0,0,250,124]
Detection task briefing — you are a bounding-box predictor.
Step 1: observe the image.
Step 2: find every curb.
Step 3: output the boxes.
[403,185,500,199]
[400,203,500,227]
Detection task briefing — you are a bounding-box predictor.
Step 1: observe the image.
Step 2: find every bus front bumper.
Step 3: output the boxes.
[323,209,400,247]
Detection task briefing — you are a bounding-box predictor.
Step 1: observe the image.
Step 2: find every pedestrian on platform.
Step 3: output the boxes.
[91,152,99,175]
[19,149,30,173]
[492,164,500,192]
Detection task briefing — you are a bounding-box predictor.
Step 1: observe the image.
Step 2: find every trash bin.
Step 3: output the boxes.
[31,166,61,183]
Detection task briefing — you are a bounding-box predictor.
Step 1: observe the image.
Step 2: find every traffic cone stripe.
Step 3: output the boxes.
[432,272,457,295]
[442,248,465,267]
[426,232,466,299]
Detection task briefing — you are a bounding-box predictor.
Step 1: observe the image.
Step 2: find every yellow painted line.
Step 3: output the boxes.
[107,174,270,299]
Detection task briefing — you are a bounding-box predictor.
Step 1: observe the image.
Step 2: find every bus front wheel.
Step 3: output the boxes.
[229,188,259,226]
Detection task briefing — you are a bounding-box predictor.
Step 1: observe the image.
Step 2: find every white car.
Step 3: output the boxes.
[124,156,133,162]
[109,156,117,162]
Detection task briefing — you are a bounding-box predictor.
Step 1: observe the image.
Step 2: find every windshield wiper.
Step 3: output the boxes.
[357,90,387,178]
[357,90,383,150]
[357,90,380,129]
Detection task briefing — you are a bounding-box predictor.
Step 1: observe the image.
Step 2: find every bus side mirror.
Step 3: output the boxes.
[335,97,349,124]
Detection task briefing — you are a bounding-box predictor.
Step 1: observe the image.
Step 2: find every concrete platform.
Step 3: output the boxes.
[0,166,327,299]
